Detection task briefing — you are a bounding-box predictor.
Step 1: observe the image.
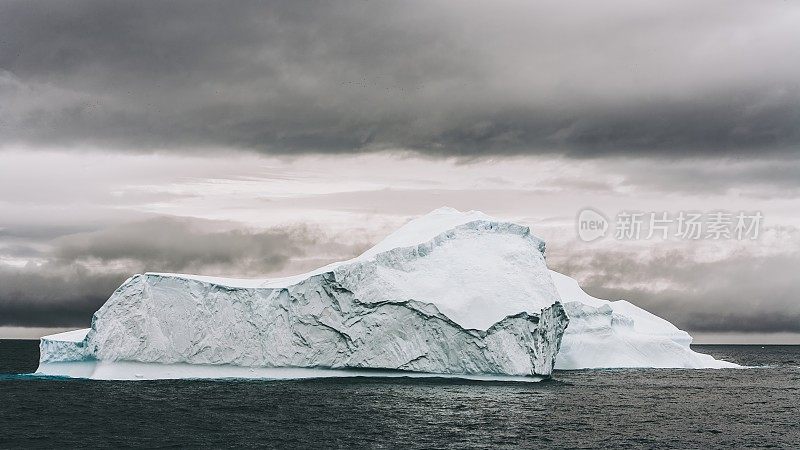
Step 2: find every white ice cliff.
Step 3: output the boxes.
[36,208,568,380]
[36,207,734,380]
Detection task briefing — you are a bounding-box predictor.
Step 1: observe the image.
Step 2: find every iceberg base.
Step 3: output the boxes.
[34,361,546,382]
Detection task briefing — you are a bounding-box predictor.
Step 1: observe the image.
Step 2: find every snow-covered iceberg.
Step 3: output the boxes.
[36,208,568,380]
[36,207,734,380]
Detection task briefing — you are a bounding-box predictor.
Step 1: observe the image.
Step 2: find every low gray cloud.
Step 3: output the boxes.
[0,224,103,240]
[617,159,800,198]
[52,217,315,274]
[0,216,359,327]
[0,263,127,327]
[2,211,799,332]
[1,0,799,158]
[550,246,800,333]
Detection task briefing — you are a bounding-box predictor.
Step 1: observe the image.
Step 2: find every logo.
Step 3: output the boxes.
[577,208,609,242]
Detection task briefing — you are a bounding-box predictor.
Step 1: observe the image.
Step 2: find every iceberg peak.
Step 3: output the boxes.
[358,207,499,259]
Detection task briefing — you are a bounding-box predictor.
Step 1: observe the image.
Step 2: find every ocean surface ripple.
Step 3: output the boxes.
[1,341,798,448]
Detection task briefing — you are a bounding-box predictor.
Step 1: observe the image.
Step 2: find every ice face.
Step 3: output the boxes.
[37,209,569,380]
[81,272,566,376]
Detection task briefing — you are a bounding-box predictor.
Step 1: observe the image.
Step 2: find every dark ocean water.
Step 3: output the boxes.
[1,341,798,449]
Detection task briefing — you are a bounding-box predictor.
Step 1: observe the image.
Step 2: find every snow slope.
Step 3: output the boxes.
[550,271,737,369]
[36,208,567,380]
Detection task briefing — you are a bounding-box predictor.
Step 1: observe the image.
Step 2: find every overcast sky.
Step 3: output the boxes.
[1,0,799,341]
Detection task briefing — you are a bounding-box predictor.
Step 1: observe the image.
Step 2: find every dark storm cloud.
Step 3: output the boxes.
[1,0,799,157]
[550,245,800,333]
[51,217,315,273]
[0,263,127,327]
[0,217,343,327]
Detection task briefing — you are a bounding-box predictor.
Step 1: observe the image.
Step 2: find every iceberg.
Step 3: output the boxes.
[36,208,568,380]
[36,207,734,380]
